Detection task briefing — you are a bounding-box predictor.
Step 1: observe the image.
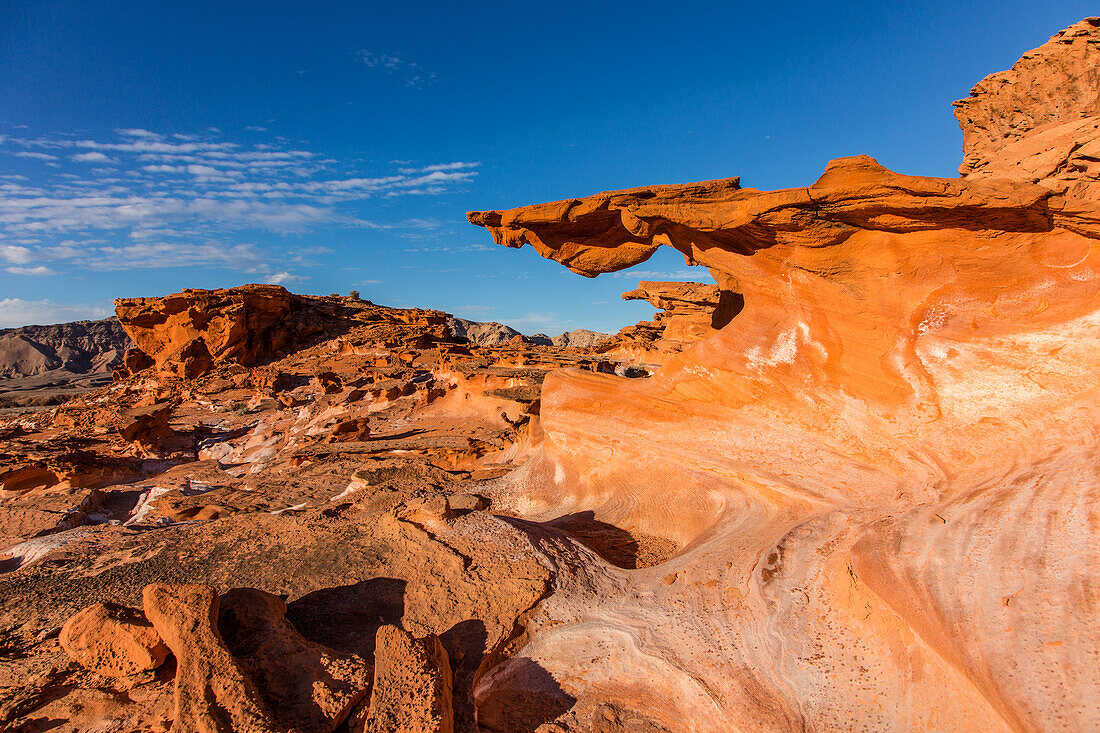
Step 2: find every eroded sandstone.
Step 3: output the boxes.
[465,18,1100,733]
[356,624,453,733]
[0,16,1097,733]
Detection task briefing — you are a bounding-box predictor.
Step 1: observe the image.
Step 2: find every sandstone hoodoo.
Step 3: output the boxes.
[0,17,1097,733]
[465,18,1100,732]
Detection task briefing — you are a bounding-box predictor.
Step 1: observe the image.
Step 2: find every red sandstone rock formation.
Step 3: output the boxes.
[114,284,301,378]
[467,19,1100,732]
[0,290,573,731]
[955,17,1100,193]
[2,18,1098,733]
[143,583,278,732]
[606,280,739,360]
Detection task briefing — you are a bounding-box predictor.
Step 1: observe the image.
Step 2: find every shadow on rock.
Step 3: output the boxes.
[547,511,678,569]
[287,576,406,659]
[441,618,488,731]
[476,657,576,733]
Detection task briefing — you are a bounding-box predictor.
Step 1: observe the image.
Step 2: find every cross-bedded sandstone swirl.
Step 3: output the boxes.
[468,19,1100,733]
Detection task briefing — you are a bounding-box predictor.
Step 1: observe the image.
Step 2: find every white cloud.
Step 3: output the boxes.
[71,151,114,163]
[245,126,267,132]
[2,132,477,239]
[187,164,226,177]
[0,298,110,328]
[87,241,273,271]
[265,271,305,285]
[6,265,56,276]
[12,151,58,161]
[399,161,479,174]
[0,245,34,264]
[358,52,401,69]
[115,128,164,140]
[0,129,479,275]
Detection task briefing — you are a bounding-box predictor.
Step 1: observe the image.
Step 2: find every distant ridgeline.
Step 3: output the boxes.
[0,318,133,381]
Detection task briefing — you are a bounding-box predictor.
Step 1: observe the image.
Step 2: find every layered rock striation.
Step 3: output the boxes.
[467,18,1100,733]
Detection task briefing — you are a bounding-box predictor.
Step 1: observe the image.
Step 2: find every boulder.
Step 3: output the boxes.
[141,583,372,733]
[59,602,168,677]
[142,583,275,733]
[218,588,372,733]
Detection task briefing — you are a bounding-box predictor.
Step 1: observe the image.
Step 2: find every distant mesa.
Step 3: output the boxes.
[447,317,611,349]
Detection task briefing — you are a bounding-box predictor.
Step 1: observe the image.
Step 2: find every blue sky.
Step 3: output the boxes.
[0,1,1093,332]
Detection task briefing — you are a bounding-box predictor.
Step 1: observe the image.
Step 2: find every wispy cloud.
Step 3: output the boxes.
[12,151,57,162]
[116,128,164,140]
[0,298,110,328]
[71,151,114,163]
[356,51,436,87]
[610,269,712,281]
[398,162,479,175]
[264,271,306,285]
[6,265,55,276]
[0,128,480,277]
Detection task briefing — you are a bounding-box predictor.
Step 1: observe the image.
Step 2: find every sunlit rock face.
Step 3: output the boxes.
[114,284,300,379]
[604,281,734,361]
[469,18,1100,733]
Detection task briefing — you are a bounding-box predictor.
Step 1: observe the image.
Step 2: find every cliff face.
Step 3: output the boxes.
[114,284,303,379]
[468,19,1100,733]
[954,17,1100,194]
